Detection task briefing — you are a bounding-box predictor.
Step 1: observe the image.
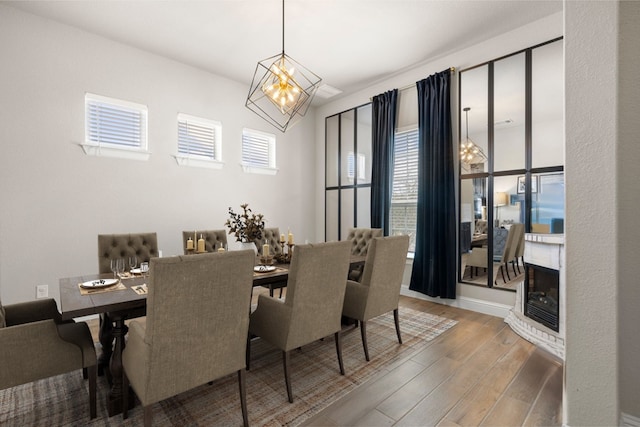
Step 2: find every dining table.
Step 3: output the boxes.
[59,255,365,417]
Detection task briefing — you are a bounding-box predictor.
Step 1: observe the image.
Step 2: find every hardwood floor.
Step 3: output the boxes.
[301,295,563,427]
[87,290,563,426]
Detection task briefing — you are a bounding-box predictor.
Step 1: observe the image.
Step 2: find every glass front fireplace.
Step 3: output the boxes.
[525,263,560,332]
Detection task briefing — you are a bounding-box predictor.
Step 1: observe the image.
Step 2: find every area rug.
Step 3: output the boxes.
[0,307,456,426]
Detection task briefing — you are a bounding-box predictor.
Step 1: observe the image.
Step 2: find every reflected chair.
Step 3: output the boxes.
[342,235,410,361]
[511,224,526,274]
[346,228,383,281]
[122,251,255,426]
[247,241,352,403]
[182,229,227,254]
[0,298,97,419]
[494,223,524,285]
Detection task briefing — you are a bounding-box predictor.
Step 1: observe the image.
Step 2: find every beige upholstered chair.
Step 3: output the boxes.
[504,223,525,278]
[0,298,97,419]
[253,227,286,297]
[346,228,383,281]
[182,229,227,254]
[252,227,283,255]
[342,235,410,361]
[97,232,159,274]
[122,251,255,426]
[247,241,352,403]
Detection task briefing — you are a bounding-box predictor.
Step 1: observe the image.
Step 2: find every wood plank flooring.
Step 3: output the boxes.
[301,295,563,427]
[87,290,563,426]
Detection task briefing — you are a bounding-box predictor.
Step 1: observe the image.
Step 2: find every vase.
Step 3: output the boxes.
[239,241,258,255]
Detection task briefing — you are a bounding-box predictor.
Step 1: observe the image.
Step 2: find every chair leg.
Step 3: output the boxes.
[282,350,293,403]
[88,365,97,419]
[504,263,512,280]
[245,333,251,371]
[238,370,249,427]
[143,405,153,427]
[394,308,403,344]
[500,265,507,282]
[359,320,370,362]
[278,287,283,298]
[123,370,130,419]
[334,331,345,375]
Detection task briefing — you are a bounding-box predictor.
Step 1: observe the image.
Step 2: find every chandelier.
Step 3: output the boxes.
[460,107,487,168]
[246,0,322,132]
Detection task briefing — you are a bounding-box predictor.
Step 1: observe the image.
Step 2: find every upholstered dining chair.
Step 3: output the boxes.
[252,227,284,255]
[0,298,97,419]
[346,228,383,281]
[342,235,410,361]
[122,251,255,427]
[253,227,286,297]
[247,240,352,403]
[97,232,158,372]
[182,229,227,254]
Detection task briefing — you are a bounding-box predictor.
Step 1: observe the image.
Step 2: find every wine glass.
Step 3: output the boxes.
[116,258,125,279]
[128,256,138,273]
[110,259,119,279]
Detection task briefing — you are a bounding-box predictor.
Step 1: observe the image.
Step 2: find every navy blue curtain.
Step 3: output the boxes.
[370,89,398,236]
[409,70,456,298]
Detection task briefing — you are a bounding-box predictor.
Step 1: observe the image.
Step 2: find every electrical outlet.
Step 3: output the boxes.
[36,284,48,299]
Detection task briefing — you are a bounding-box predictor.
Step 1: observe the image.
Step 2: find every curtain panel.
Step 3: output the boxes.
[409,70,456,298]
[370,89,398,236]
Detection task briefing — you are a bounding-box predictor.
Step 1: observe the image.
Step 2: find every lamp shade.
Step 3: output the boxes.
[495,192,508,207]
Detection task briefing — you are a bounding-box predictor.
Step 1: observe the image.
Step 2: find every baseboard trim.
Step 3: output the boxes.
[622,412,640,427]
[400,285,512,318]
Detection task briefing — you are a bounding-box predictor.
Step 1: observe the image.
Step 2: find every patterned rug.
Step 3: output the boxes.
[0,307,456,426]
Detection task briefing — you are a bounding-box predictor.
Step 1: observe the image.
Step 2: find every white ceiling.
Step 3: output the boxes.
[4,0,562,105]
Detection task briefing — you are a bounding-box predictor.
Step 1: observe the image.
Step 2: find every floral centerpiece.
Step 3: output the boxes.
[225,203,265,243]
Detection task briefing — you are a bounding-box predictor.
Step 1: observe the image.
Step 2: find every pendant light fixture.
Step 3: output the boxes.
[460,107,487,168]
[246,0,322,132]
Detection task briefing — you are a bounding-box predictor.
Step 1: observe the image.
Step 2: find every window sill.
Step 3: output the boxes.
[173,155,223,170]
[81,144,150,161]
[241,164,278,175]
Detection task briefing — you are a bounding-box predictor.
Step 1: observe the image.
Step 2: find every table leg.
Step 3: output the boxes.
[106,312,135,417]
[98,313,113,379]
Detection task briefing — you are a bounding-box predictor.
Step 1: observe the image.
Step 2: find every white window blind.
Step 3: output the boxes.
[392,129,419,202]
[85,93,147,150]
[242,128,276,170]
[177,113,221,161]
[347,152,366,181]
[391,128,419,252]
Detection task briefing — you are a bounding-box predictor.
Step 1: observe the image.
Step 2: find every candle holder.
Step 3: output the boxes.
[259,254,275,265]
[274,241,295,263]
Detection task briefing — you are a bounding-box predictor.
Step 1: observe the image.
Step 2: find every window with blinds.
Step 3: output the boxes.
[177,113,221,161]
[391,128,419,251]
[85,93,147,151]
[241,128,276,173]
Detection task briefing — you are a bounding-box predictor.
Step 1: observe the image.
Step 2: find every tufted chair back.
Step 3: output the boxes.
[182,230,227,254]
[253,227,283,255]
[346,228,383,256]
[97,233,158,274]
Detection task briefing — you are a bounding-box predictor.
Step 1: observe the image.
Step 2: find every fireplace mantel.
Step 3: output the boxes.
[504,233,565,360]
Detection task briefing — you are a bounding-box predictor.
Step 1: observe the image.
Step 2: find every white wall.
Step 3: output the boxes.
[314,12,563,307]
[0,5,317,304]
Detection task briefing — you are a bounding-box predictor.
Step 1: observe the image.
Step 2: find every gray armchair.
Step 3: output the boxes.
[182,229,227,254]
[122,251,255,426]
[0,298,97,419]
[346,228,383,281]
[247,241,352,403]
[342,235,410,361]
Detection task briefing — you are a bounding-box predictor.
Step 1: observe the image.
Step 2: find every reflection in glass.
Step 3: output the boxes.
[326,115,339,188]
[460,177,490,286]
[531,173,565,234]
[532,40,564,168]
[356,187,371,229]
[356,104,373,184]
[340,110,355,186]
[340,188,355,240]
[494,52,525,171]
[326,190,339,242]
[460,65,488,174]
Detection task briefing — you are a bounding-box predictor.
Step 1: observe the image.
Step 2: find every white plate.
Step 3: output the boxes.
[254,265,276,273]
[80,278,119,289]
[130,268,142,274]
